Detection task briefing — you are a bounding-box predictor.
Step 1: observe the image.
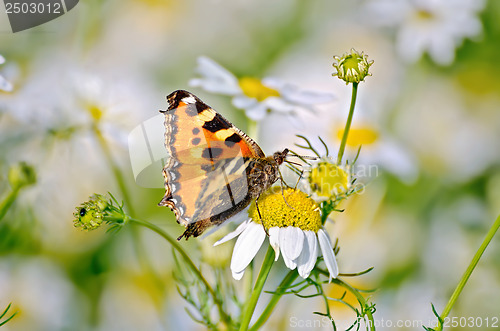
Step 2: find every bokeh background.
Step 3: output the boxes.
[1,0,500,330]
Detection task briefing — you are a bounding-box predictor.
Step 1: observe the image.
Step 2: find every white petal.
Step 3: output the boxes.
[279,228,296,270]
[232,269,245,281]
[268,227,280,261]
[261,77,285,89]
[285,112,305,130]
[297,231,318,279]
[244,103,267,121]
[280,226,304,262]
[0,76,13,92]
[189,56,241,95]
[280,85,335,105]
[196,56,234,80]
[0,55,5,65]
[263,97,294,113]
[232,95,257,109]
[230,222,266,274]
[281,250,296,270]
[317,229,339,279]
[213,219,251,246]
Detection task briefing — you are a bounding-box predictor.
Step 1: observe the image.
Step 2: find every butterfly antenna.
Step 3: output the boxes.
[287,149,319,167]
[288,155,319,160]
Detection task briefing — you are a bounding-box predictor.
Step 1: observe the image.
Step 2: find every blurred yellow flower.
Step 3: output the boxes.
[239,77,280,102]
[336,126,379,147]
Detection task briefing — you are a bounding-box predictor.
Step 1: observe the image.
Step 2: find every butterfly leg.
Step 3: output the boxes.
[278,167,294,189]
[255,197,270,237]
[279,176,295,211]
[293,170,304,190]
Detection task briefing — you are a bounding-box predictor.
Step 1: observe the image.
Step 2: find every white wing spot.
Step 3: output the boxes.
[183,96,196,104]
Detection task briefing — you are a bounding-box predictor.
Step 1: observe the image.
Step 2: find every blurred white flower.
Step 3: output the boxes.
[394,76,498,182]
[0,258,81,330]
[0,55,13,92]
[214,188,339,280]
[0,55,157,248]
[366,0,485,65]
[189,56,334,123]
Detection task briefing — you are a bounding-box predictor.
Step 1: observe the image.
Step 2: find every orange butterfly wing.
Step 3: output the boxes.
[159,90,265,239]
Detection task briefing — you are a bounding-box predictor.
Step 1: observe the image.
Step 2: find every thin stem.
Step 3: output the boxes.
[0,303,17,327]
[333,278,375,330]
[239,246,275,331]
[245,261,255,303]
[336,82,359,165]
[316,268,376,330]
[434,213,500,331]
[92,124,168,313]
[0,187,20,222]
[92,124,135,215]
[249,270,299,331]
[128,218,232,327]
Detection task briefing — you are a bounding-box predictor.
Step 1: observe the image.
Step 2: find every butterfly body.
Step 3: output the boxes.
[158,90,287,240]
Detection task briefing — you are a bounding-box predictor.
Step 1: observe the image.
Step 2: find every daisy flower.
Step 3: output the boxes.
[304,157,352,202]
[189,56,334,123]
[365,0,485,65]
[214,187,339,280]
[0,55,13,92]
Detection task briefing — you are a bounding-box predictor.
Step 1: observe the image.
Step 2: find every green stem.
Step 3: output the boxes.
[239,246,275,331]
[128,218,232,327]
[0,187,20,222]
[332,278,376,330]
[245,261,255,303]
[316,268,375,330]
[92,124,135,216]
[435,214,500,331]
[92,124,168,308]
[249,270,299,331]
[0,303,17,327]
[336,82,359,165]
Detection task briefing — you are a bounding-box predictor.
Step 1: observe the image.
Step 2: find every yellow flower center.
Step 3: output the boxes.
[336,126,379,147]
[415,9,434,21]
[249,187,321,232]
[87,104,103,122]
[239,77,280,102]
[309,162,349,197]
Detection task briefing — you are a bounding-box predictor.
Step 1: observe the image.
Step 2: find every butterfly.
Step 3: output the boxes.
[158,90,290,240]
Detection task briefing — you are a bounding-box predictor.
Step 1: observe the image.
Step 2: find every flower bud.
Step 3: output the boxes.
[332,49,373,84]
[73,194,108,231]
[8,162,36,190]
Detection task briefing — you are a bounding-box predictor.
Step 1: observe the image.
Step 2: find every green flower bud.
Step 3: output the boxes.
[73,194,109,231]
[8,162,36,190]
[332,49,374,84]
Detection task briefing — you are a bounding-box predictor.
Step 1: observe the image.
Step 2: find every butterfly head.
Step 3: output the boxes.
[273,148,289,166]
